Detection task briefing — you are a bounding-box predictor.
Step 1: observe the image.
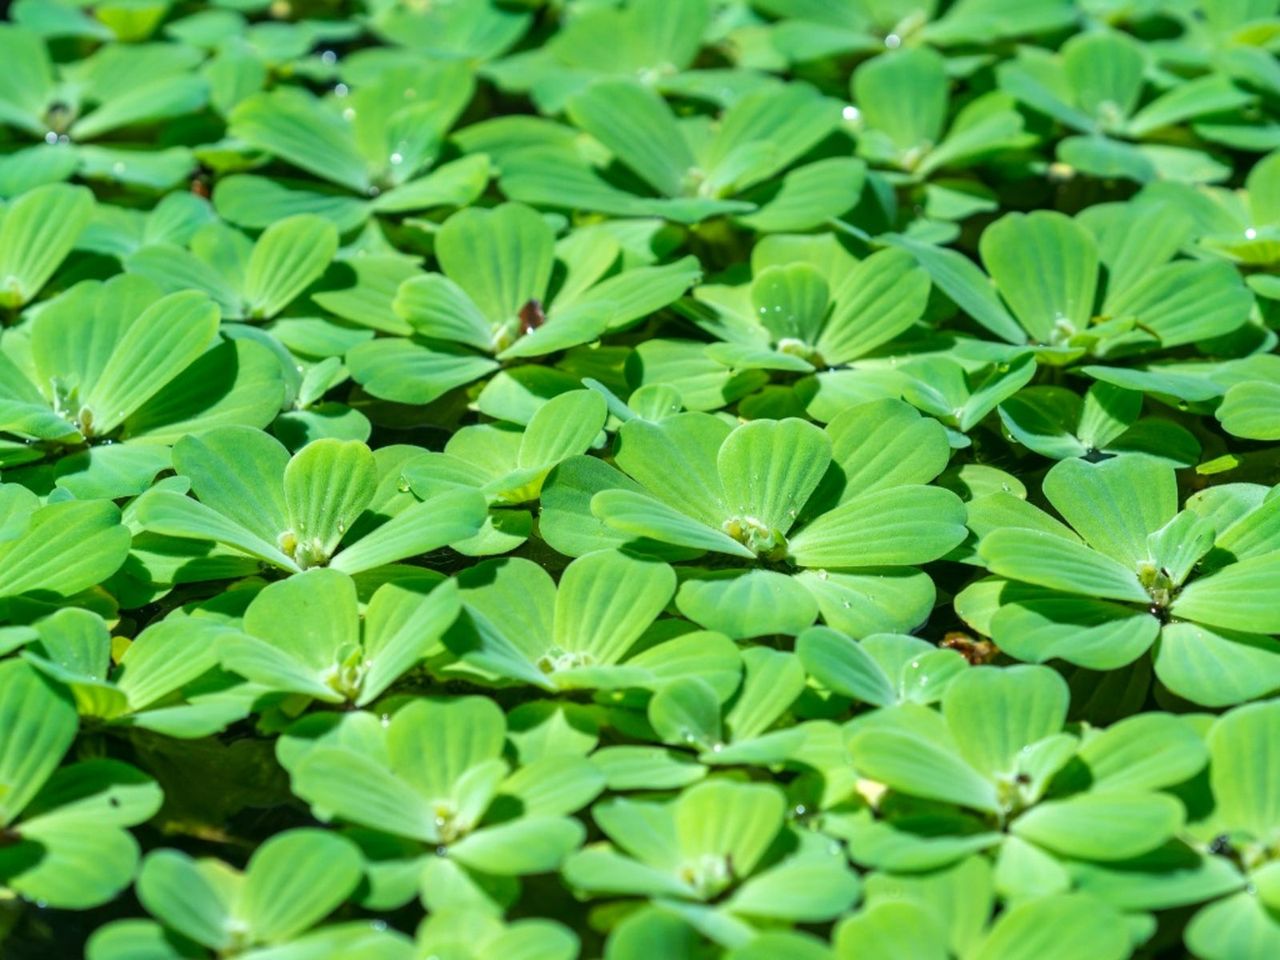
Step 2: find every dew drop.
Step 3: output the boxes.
[842,105,861,122]
[320,49,337,65]
[390,151,404,166]
[342,107,356,121]
[885,33,902,49]
[44,131,58,145]
[334,82,349,97]
[1246,227,1258,240]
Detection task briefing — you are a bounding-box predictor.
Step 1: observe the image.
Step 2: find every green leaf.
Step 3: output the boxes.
[436,203,554,328]
[1011,792,1184,860]
[282,440,377,567]
[1068,843,1245,913]
[83,291,221,436]
[212,176,371,234]
[1218,382,1280,440]
[705,83,840,194]
[135,490,297,571]
[1043,456,1178,569]
[835,901,948,960]
[971,893,1131,960]
[292,746,437,842]
[1,811,142,909]
[555,550,675,665]
[243,215,339,320]
[788,486,967,568]
[727,855,859,921]
[372,154,491,214]
[979,211,1098,343]
[232,569,357,692]
[1172,553,1280,634]
[241,829,363,943]
[725,647,805,742]
[518,389,607,470]
[0,660,77,826]
[798,627,908,707]
[796,567,938,638]
[593,489,752,558]
[603,909,702,960]
[1110,261,1252,348]
[737,157,866,232]
[817,249,930,365]
[614,413,731,525]
[230,89,370,193]
[0,26,53,134]
[1154,621,1280,707]
[450,816,584,875]
[853,48,948,160]
[86,919,203,960]
[1079,713,1208,792]
[718,418,831,534]
[675,779,785,880]
[990,594,1159,671]
[1064,30,1146,123]
[750,263,829,346]
[826,398,953,495]
[1209,699,1280,838]
[850,726,1000,813]
[566,79,693,197]
[125,338,285,444]
[173,426,289,543]
[1186,892,1280,960]
[328,488,487,574]
[978,529,1149,603]
[71,75,208,141]
[394,274,491,349]
[649,678,722,751]
[676,569,818,639]
[0,498,131,599]
[360,578,459,706]
[942,666,1069,780]
[136,850,235,949]
[0,183,94,308]
[345,337,500,405]
[896,235,1025,344]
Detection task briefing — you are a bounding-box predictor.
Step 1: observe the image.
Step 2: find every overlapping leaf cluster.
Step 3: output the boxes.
[1,1,1279,957]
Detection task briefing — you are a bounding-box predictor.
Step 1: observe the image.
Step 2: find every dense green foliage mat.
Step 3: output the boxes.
[1,0,1280,957]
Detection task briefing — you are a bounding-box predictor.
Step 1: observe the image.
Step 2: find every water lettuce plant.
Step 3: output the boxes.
[4,3,1280,958]
[959,454,1280,706]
